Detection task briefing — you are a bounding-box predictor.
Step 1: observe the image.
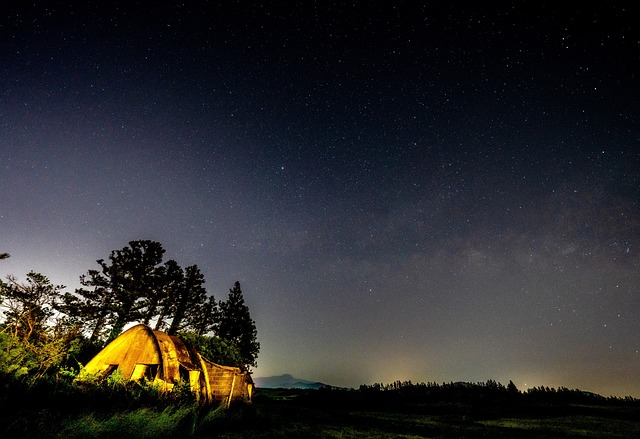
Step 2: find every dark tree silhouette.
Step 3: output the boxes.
[217,281,260,368]
[188,295,219,336]
[166,264,210,335]
[60,240,219,344]
[152,259,184,331]
[61,240,167,342]
[507,380,519,395]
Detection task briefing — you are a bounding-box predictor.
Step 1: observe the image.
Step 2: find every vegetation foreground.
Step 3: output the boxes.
[2,377,639,438]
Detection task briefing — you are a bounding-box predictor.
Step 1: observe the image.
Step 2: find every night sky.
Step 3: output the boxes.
[2,3,639,396]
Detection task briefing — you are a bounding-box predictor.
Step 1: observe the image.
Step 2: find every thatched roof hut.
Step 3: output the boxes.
[81,324,253,407]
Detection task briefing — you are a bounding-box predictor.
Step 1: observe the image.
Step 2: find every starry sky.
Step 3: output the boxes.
[2,2,639,396]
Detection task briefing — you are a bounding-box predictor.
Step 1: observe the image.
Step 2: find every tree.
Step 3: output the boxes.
[59,283,111,343]
[149,259,178,331]
[61,240,218,343]
[166,265,210,335]
[217,281,259,369]
[187,295,218,336]
[0,272,73,380]
[0,272,63,343]
[62,240,167,342]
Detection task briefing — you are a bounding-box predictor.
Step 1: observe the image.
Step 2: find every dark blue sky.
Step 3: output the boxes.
[2,2,639,395]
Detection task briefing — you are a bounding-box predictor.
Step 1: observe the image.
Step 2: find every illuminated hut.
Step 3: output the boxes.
[80,324,253,407]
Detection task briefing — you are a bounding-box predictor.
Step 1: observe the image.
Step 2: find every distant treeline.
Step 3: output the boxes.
[273,379,640,423]
[358,379,639,405]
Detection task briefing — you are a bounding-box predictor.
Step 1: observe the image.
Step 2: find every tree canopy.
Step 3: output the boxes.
[218,281,260,368]
[59,241,212,342]
[1,271,63,344]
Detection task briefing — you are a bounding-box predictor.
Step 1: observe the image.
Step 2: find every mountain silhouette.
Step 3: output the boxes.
[253,374,328,389]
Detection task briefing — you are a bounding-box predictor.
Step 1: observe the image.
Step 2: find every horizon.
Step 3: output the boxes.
[250,372,639,399]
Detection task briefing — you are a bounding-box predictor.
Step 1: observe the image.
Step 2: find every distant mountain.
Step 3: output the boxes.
[253,374,328,389]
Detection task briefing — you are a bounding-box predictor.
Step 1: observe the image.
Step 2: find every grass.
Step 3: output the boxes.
[8,402,640,438]
[2,380,640,438]
[192,388,640,439]
[480,416,640,439]
[58,405,198,439]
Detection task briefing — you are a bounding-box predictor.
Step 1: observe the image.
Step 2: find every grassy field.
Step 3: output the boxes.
[3,381,640,438]
[202,388,640,439]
